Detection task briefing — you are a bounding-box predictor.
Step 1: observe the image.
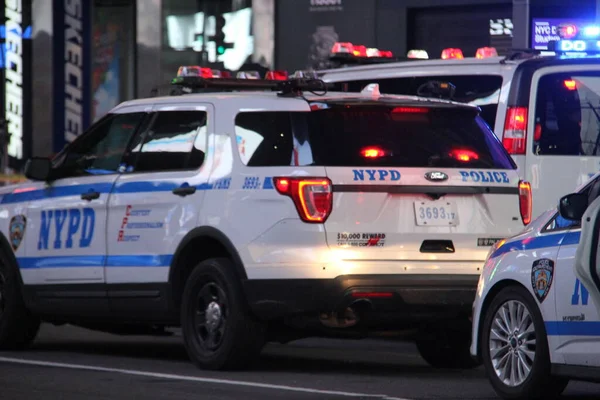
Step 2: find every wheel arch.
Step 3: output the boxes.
[475,279,528,360]
[0,230,23,286]
[168,226,247,309]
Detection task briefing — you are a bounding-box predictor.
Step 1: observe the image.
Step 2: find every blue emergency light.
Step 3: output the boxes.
[549,23,600,55]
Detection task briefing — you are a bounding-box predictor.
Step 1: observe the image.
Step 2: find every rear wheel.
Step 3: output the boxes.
[416,320,481,369]
[481,286,569,400]
[181,258,266,370]
[0,253,40,350]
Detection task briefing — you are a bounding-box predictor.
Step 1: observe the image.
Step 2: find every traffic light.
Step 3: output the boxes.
[209,15,233,55]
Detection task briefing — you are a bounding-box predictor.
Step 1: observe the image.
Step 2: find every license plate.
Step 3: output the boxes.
[414,201,459,226]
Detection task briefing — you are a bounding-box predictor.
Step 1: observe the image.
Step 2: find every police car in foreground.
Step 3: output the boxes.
[319,24,600,222]
[0,67,527,371]
[471,169,600,399]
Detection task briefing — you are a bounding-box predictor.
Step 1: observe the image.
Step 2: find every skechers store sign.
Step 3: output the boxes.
[3,0,32,165]
[53,0,91,153]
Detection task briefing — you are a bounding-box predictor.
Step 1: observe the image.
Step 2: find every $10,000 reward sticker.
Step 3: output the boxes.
[337,232,385,247]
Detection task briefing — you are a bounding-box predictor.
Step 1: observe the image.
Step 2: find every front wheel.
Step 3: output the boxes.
[481,286,569,400]
[181,258,266,370]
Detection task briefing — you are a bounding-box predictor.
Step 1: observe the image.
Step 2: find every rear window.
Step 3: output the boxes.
[234,104,515,169]
[329,75,503,129]
[534,71,600,156]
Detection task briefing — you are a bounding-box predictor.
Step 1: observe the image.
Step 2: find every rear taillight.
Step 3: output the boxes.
[519,180,532,225]
[274,177,333,223]
[503,107,528,155]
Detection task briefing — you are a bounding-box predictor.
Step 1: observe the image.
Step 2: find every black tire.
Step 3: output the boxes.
[0,251,40,350]
[416,321,481,369]
[181,257,266,370]
[481,285,569,400]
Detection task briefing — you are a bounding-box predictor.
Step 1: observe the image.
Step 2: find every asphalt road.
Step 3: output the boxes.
[1,324,599,400]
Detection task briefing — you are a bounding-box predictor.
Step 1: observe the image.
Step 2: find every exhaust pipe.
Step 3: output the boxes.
[319,299,373,328]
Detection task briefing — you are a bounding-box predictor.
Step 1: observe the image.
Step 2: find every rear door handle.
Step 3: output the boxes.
[172,185,196,197]
[81,191,100,201]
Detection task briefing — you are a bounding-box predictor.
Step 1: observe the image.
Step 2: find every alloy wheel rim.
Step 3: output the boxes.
[489,300,537,387]
[193,281,229,351]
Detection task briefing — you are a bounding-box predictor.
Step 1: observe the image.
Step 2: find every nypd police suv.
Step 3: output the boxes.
[319,24,600,223]
[471,168,600,399]
[0,68,526,370]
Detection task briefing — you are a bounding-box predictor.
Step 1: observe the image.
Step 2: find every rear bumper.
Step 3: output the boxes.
[244,274,479,324]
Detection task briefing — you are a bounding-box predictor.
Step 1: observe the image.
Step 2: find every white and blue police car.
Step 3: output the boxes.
[0,67,527,370]
[471,171,600,399]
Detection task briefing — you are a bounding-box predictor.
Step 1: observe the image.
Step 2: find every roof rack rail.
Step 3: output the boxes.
[500,48,546,63]
[166,75,329,97]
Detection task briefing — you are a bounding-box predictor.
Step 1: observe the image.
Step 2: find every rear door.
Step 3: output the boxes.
[306,102,524,273]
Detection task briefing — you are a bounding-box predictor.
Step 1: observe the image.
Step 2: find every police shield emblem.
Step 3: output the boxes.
[531,258,554,303]
[9,215,26,251]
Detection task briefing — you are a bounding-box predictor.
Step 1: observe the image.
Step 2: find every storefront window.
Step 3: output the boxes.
[161,0,258,82]
[92,0,136,122]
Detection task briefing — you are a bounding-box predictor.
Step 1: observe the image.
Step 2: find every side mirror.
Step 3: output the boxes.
[559,193,589,221]
[24,157,52,181]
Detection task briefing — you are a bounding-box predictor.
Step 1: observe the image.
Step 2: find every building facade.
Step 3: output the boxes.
[274,0,599,71]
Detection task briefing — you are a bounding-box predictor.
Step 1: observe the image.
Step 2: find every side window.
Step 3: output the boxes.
[235,111,310,166]
[53,112,146,177]
[129,111,207,173]
[534,72,600,156]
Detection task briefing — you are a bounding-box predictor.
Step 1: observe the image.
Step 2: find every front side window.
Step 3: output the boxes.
[534,71,600,156]
[128,111,207,173]
[53,112,146,177]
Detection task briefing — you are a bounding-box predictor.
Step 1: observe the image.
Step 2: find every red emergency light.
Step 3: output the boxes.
[177,66,213,78]
[265,70,289,80]
[331,42,354,54]
[475,47,498,59]
[441,48,464,59]
[558,24,578,39]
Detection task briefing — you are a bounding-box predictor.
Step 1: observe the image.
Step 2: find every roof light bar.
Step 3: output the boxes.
[330,41,394,59]
[171,67,329,97]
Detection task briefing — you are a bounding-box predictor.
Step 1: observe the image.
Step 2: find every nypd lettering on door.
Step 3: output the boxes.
[352,169,401,181]
[38,208,95,250]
